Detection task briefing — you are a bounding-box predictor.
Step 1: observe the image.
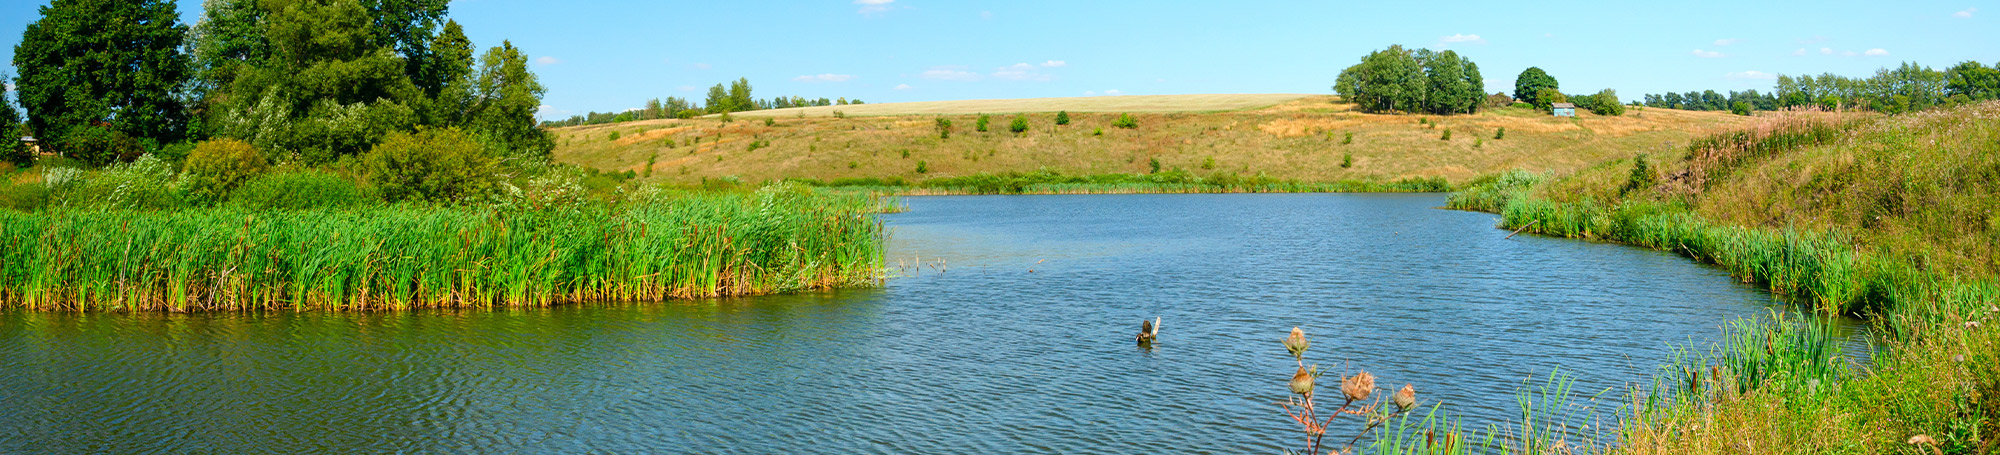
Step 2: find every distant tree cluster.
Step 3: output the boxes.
[540,78,867,128]
[1335,45,1486,115]
[10,0,553,165]
[1640,61,2000,115]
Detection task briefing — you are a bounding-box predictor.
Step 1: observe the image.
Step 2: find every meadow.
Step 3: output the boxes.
[1442,102,2000,454]
[551,95,1750,191]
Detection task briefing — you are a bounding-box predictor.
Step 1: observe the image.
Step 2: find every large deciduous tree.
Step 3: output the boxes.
[1513,67,1559,109]
[212,0,423,162]
[462,41,554,161]
[14,0,192,162]
[1335,45,1485,115]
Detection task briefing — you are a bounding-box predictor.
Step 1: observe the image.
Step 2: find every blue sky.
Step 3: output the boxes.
[2,0,1996,119]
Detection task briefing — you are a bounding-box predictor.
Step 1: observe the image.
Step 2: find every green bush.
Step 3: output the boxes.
[935,118,953,139]
[1148,157,1161,174]
[1441,129,1452,141]
[675,109,701,119]
[363,128,499,203]
[0,180,48,212]
[608,131,621,140]
[1056,111,1071,126]
[1201,156,1216,170]
[1342,132,1353,145]
[60,124,143,166]
[1093,127,1104,136]
[976,114,990,132]
[915,160,929,174]
[59,154,183,209]
[1341,153,1354,168]
[1731,102,1754,116]
[1008,115,1029,134]
[1495,127,1506,140]
[184,139,269,203]
[1112,113,1139,129]
[230,169,372,210]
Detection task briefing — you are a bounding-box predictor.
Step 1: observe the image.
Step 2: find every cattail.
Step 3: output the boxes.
[1284,327,1310,359]
[1394,384,1416,412]
[1290,366,1316,395]
[1342,370,1376,402]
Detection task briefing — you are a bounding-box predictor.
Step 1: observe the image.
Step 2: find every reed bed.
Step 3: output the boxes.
[0,187,884,311]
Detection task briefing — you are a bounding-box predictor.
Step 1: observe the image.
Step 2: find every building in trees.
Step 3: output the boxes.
[1551,103,1576,117]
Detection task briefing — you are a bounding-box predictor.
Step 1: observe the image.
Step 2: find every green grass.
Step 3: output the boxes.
[0,184,884,311]
[795,170,1450,195]
[1446,102,2000,454]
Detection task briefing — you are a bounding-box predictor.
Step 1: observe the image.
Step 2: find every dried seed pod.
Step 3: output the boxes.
[1283,327,1310,358]
[1290,366,1316,395]
[1341,370,1376,402]
[1394,384,1416,412]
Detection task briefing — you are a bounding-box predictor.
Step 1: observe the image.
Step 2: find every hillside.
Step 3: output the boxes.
[551,95,1752,186]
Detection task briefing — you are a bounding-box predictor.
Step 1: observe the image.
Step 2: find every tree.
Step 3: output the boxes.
[934,117,952,139]
[976,114,990,132]
[1421,50,1482,114]
[418,20,474,125]
[1056,110,1070,126]
[14,0,192,158]
[189,0,270,111]
[1513,67,1559,109]
[1589,89,1624,116]
[0,79,26,166]
[1945,61,2000,101]
[209,0,424,163]
[704,84,730,114]
[1340,45,1426,113]
[463,41,554,161]
[1730,101,1753,116]
[727,78,753,113]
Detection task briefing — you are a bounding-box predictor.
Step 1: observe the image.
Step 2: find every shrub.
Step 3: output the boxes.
[1441,129,1452,141]
[847,161,858,169]
[1622,154,1655,195]
[230,169,371,210]
[831,110,845,119]
[1341,153,1353,168]
[1342,132,1353,145]
[900,149,911,159]
[1056,111,1071,126]
[1201,156,1216,170]
[976,114,990,132]
[60,124,142,166]
[183,139,268,202]
[608,131,620,140]
[1148,157,1161,174]
[1093,127,1104,136]
[763,118,776,127]
[675,109,701,119]
[645,152,659,178]
[1731,102,1754,116]
[1112,113,1139,129]
[363,128,499,203]
[720,112,734,123]
[1008,115,1029,134]
[935,118,953,139]
[1475,138,1484,148]
[59,154,183,209]
[915,160,928,174]
[1495,127,1506,140]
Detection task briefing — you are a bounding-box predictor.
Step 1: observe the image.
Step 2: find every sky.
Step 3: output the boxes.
[1,0,1996,120]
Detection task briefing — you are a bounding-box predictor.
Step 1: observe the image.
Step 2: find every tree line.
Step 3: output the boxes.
[1334,47,1627,117]
[1641,61,2000,115]
[3,0,549,168]
[539,78,868,128]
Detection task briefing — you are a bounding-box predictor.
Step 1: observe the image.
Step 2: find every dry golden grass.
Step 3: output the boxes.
[728,93,1312,118]
[552,95,1751,185]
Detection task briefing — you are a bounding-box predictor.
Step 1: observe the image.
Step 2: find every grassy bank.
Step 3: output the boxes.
[553,95,1749,188]
[1445,103,2000,453]
[791,170,1450,195]
[0,184,884,311]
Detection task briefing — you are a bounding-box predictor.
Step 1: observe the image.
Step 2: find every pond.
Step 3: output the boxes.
[0,194,1806,453]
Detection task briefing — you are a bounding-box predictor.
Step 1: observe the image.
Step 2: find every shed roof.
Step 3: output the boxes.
[1550,103,1577,109]
[18,136,34,142]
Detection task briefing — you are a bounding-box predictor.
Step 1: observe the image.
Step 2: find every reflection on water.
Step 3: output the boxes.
[0,194,1841,453]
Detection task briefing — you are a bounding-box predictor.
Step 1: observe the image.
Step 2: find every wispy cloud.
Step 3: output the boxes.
[855,0,893,14]
[894,84,913,90]
[1104,89,1123,96]
[993,63,1054,81]
[1438,34,1486,46]
[1793,48,1808,56]
[1821,47,1834,55]
[1954,7,1976,18]
[1727,70,1777,80]
[920,66,980,81]
[1713,38,1741,46]
[1863,48,1890,57]
[792,73,855,82]
[534,56,561,65]
[1041,60,1067,68]
[1691,49,1726,58]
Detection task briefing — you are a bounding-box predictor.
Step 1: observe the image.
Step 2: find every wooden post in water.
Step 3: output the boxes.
[1506,220,1542,240]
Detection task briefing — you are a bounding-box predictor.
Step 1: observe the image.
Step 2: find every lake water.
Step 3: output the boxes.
[0,194,1801,453]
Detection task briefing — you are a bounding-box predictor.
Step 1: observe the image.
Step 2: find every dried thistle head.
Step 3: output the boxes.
[1283,327,1309,359]
[1394,384,1415,412]
[1290,366,1317,395]
[1341,370,1376,402]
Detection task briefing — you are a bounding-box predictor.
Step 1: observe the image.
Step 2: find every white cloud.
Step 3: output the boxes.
[1954,7,1976,18]
[1104,89,1123,96]
[1864,48,1890,57]
[1713,38,1741,46]
[1692,49,1726,58]
[1438,34,1486,46]
[691,63,712,70]
[1821,47,1834,55]
[920,66,980,81]
[535,56,561,65]
[792,73,855,82]
[993,63,1054,81]
[856,0,893,14]
[894,84,913,90]
[1793,48,1808,56]
[1727,70,1777,80]
[1041,60,1067,68]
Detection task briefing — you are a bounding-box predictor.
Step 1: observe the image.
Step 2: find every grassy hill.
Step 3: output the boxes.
[551,95,1752,187]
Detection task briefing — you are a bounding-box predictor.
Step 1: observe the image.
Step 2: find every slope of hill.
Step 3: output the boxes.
[551,95,1751,186]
